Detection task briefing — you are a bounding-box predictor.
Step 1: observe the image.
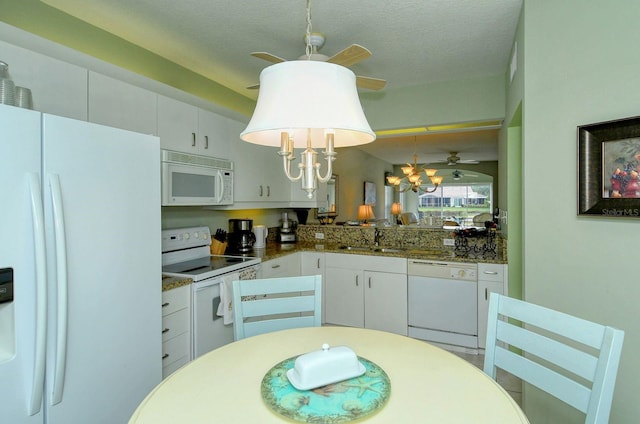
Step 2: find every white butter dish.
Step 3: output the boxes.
[286,344,366,391]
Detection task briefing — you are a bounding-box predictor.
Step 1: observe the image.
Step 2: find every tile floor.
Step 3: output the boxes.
[452,350,523,406]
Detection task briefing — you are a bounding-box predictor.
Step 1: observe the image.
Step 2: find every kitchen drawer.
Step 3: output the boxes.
[478,263,505,282]
[162,331,190,368]
[261,254,300,278]
[162,284,190,316]
[162,355,189,379]
[162,308,190,342]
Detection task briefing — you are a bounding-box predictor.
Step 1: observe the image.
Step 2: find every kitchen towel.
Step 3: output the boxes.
[217,272,240,325]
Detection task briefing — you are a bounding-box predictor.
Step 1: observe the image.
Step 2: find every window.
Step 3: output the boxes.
[417,183,492,226]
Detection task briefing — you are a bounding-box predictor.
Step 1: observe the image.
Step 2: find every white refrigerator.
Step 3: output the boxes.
[0,104,162,423]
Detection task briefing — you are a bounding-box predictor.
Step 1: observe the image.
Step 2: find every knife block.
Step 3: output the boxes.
[210,239,227,255]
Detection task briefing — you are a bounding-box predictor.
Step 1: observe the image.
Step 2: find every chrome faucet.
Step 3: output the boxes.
[374,229,383,246]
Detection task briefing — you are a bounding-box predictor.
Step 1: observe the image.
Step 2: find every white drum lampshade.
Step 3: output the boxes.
[241,61,375,148]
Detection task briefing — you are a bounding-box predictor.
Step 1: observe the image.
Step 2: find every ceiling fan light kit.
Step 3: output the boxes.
[241,0,377,198]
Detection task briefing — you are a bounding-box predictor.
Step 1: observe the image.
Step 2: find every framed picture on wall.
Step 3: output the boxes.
[364,181,376,205]
[578,115,640,218]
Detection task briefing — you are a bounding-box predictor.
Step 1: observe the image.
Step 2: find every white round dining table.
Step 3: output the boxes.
[129,326,529,423]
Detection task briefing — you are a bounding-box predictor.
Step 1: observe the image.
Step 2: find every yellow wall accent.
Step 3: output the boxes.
[0,0,255,116]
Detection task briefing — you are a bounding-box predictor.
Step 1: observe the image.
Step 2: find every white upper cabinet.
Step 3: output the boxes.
[157,94,200,153]
[157,95,230,158]
[88,71,157,135]
[228,118,290,204]
[198,108,230,159]
[0,39,87,120]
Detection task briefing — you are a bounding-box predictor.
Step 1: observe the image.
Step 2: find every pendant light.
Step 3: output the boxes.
[240,0,375,198]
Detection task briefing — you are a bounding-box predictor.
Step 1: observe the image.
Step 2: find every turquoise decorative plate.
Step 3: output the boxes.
[261,356,390,423]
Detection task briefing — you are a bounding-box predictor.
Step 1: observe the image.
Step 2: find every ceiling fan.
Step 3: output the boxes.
[431,152,480,166]
[247,15,386,92]
[450,169,478,180]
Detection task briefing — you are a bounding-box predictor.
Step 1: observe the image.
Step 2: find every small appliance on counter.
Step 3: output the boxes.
[253,225,268,249]
[277,212,297,243]
[227,218,256,253]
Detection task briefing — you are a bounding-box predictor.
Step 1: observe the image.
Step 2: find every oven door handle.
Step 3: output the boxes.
[212,296,222,321]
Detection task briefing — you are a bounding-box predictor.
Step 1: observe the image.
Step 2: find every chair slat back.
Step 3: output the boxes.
[232,275,322,341]
[483,293,624,424]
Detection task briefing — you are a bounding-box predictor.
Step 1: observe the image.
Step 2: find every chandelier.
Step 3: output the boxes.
[386,152,443,193]
[240,0,375,198]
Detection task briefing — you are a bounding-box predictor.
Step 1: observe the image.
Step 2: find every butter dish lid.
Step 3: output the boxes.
[286,344,366,391]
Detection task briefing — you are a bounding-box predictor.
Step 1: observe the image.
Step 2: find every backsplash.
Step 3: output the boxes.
[296,224,507,260]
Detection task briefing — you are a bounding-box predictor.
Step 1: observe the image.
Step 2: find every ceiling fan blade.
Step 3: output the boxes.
[246,83,260,90]
[250,52,287,64]
[327,44,371,67]
[356,76,387,91]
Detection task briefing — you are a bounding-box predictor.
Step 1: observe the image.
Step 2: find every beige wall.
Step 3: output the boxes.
[331,147,395,222]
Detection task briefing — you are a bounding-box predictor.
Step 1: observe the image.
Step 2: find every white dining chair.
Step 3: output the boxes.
[483,292,624,424]
[232,275,322,340]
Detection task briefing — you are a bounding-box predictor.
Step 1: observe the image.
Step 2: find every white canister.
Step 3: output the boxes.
[253,225,268,248]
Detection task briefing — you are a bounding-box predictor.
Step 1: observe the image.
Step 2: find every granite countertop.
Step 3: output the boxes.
[162,276,192,291]
[255,241,507,264]
[161,239,505,290]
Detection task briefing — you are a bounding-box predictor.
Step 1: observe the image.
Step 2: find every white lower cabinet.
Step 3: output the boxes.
[325,253,407,335]
[300,252,326,321]
[477,263,508,349]
[260,253,301,279]
[300,252,325,277]
[161,285,191,379]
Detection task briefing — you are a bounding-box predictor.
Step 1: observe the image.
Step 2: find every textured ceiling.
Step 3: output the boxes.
[41,0,522,165]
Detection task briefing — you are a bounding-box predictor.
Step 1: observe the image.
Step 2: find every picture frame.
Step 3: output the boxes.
[364,181,376,205]
[578,115,640,218]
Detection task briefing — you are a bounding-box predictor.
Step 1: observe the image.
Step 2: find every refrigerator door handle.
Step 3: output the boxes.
[28,173,47,416]
[49,174,69,405]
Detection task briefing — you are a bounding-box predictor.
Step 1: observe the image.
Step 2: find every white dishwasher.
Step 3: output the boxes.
[407,259,478,350]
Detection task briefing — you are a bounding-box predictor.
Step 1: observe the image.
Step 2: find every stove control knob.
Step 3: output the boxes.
[183,232,190,240]
[193,231,200,239]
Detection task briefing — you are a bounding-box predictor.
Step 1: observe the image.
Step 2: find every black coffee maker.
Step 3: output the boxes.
[227,219,256,253]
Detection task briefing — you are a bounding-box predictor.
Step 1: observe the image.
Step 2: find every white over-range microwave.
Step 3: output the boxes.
[161,149,233,206]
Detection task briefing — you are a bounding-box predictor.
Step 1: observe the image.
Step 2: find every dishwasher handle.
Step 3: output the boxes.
[409,260,451,267]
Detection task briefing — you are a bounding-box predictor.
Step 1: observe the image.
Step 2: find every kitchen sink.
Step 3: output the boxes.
[339,246,407,253]
[338,246,371,251]
[372,248,405,253]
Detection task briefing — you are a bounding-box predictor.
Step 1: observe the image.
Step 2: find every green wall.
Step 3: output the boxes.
[360,74,505,130]
[517,1,639,422]
[0,0,255,116]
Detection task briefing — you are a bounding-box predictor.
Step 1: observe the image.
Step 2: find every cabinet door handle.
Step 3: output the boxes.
[204,135,209,149]
[162,302,170,308]
[259,185,263,197]
[355,275,359,286]
[191,132,196,147]
[162,328,170,334]
[485,288,488,300]
[267,185,271,197]
[483,271,498,275]
[368,277,372,288]
[271,264,281,269]
[162,353,169,360]
[317,258,320,268]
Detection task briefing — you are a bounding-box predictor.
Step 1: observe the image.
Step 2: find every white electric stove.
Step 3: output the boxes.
[161,226,261,358]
